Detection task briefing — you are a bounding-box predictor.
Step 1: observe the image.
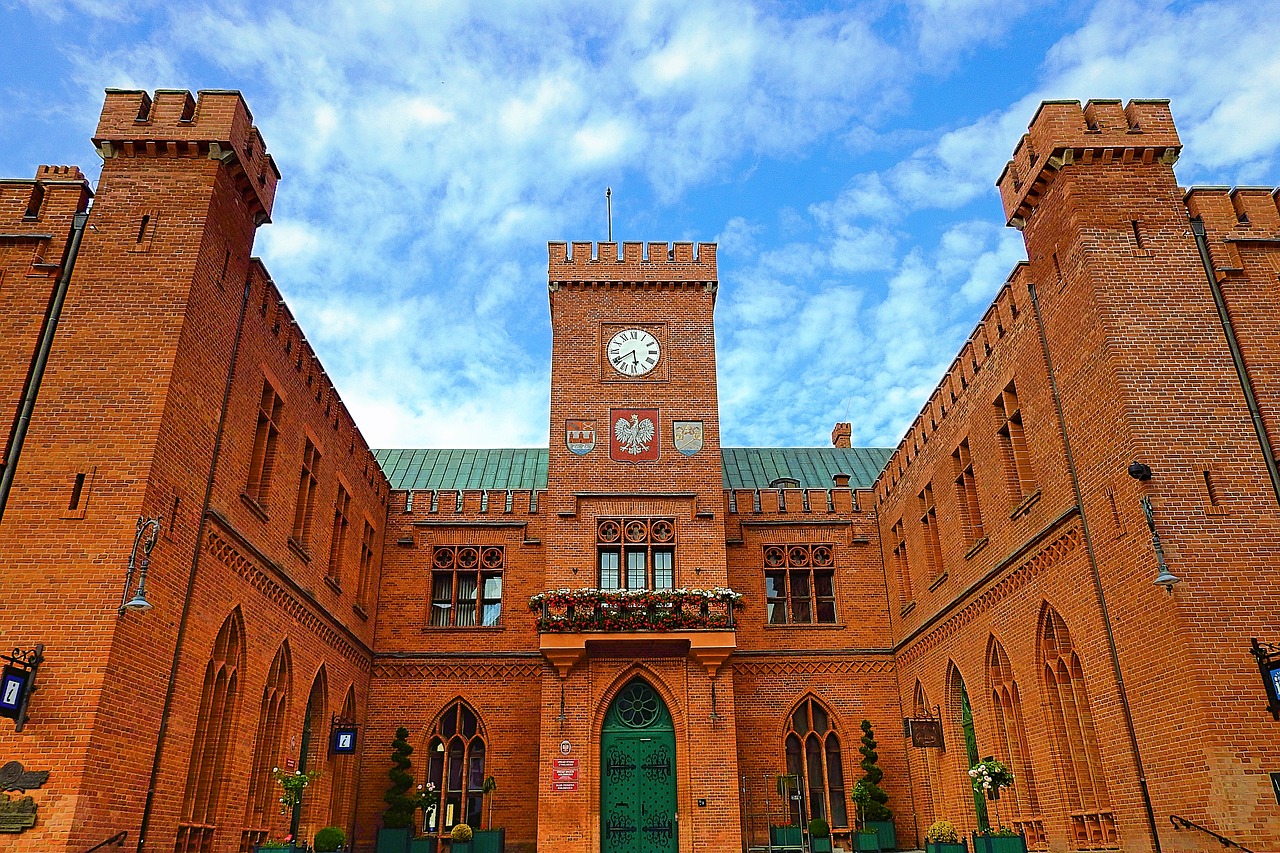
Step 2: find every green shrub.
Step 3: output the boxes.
[314,826,346,852]
[858,720,892,821]
[450,824,474,842]
[808,818,830,838]
[383,726,417,829]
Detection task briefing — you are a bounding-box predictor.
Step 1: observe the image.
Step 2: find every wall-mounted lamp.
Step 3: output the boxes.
[1127,461,1153,481]
[119,516,162,616]
[1139,496,1181,592]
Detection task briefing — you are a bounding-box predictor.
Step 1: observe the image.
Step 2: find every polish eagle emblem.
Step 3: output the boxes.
[614,413,655,455]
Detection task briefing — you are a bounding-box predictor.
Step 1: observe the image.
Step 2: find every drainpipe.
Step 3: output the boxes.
[0,210,89,524]
[136,272,252,852]
[1028,282,1163,853]
[1188,217,1280,507]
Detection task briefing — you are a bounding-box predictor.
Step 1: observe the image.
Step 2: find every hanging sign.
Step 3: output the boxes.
[907,718,944,749]
[1250,638,1280,720]
[332,727,357,754]
[0,646,43,732]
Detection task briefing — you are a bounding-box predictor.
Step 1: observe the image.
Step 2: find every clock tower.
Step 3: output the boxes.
[536,241,741,853]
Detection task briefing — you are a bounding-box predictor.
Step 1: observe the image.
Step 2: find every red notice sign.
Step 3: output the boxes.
[551,758,579,791]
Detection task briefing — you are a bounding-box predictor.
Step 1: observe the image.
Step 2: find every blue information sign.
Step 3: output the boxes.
[332,727,357,754]
[0,666,29,717]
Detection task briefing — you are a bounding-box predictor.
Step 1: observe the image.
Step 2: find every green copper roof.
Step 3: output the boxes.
[719,447,893,490]
[374,446,892,491]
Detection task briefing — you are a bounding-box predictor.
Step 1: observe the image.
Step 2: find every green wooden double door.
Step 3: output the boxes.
[600,680,678,853]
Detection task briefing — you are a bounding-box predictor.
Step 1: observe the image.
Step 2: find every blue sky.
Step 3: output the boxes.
[3,0,1279,450]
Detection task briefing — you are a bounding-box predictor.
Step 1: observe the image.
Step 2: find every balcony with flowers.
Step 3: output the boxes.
[529,587,741,677]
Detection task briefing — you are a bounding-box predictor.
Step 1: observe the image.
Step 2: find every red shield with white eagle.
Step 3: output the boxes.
[609,408,659,462]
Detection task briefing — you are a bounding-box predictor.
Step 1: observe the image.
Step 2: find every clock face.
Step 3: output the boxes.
[606,328,661,376]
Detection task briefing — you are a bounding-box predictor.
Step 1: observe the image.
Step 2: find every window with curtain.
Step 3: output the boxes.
[430,546,503,627]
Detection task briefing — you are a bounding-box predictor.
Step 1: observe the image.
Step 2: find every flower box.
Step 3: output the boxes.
[972,834,1027,853]
[770,824,803,848]
[854,831,883,852]
[409,838,439,853]
[377,827,413,853]
[866,820,897,851]
[253,846,303,853]
[810,835,833,853]
[926,841,968,853]
[472,828,505,853]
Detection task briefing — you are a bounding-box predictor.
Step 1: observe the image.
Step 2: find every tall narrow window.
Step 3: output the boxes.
[356,520,377,611]
[953,439,985,546]
[919,485,944,580]
[291,438,321,550]
[988,637,1046,849]
[430,546,503,627]
[596,518,675,590]
[891,519,912,605]
[783,696,847,828]
[763,544,836,624]
[299,672,330,843]
[246,382,283,507]
[329,688,358,829]
[426,701,487,834]
[241,643,291,852]
[176,611,243,853]
[1039,605,1116,849]
[327,485,350,584]
[997,382,1036,502]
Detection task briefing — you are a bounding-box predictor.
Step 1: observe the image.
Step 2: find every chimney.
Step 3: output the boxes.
[831,423,851,448]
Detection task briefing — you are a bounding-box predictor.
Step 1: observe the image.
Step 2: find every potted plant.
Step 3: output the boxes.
[272,767,321,814]
[254,837,301,853]
[472,776,505,853]
[770,775,802,848]
[378,727,418,853]
[925,821,967,853]
[858,721,896,851]
[409,781,440,853]
[850,782,881,852]
[450,823,474,853]
[314,826,346,853]
[808,818,832,853]
[972,826,1027,853]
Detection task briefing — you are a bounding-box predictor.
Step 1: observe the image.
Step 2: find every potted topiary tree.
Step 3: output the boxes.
[378,727,418,853]
[450,823,474,853]
[858,720,896,851]
[808,818,832,853]
[926,821,968,853]
[850,782,882,852]
[314,826,346,853]
[472,776,504,853]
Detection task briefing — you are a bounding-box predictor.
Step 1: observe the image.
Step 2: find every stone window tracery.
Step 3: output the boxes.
[784,696,848,827]
[597,517,675,590]
[764,543,836,624]
[430,546,503,627]
[426,701,488,834]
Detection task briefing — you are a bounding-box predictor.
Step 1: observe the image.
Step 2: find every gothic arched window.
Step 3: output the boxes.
[1039,605,1116,848]
[425,701,487,834]
[784,696,847,828]
[176,610,243,853]
[987,636,1046,848]
[242,642,292,852]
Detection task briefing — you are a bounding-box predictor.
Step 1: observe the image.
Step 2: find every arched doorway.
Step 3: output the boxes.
[600,679,677,853]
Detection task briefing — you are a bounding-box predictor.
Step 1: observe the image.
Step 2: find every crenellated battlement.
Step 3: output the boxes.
[874,262,1032,502]
[1184,185,1280,280]
[997,99,1181,229]
[94,88,279,224]
[0,166,92,272]
[548,241,717,287]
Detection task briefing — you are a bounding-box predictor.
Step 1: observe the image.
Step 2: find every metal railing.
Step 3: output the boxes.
[1170,815,1255,852]
[531,588,739,632]
[81,830,126,852]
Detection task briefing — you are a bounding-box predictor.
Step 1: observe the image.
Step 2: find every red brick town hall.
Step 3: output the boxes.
[0,90,1277,853]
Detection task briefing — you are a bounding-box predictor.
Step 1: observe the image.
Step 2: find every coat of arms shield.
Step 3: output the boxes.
[610,408,659,462]
[566,419,596,455]
[673,420,703,456]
